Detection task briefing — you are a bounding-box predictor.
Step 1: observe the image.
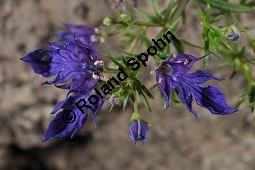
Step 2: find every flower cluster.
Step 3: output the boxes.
[21,22,237,145]
[21,24,105,141]
[20,0,255,147]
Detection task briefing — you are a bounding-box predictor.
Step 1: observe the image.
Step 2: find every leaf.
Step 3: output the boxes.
[170,91,181,103]
[169,0,189,23]
[203,0,252,12]
[151,0,161,16]
[234,92,247,108]
[122,94,130,111]
[162,0,175,21]
[134,78,154,99]
[133,8,157,22]
[212,15,223,23]
[110,56,126,70]
[137,89,152,111]
[141,84,154,99]
[171,34,184,53]
[249,85,255,112]
[140,31,152,48]
[104,67,118,74]
[241,63,252,83]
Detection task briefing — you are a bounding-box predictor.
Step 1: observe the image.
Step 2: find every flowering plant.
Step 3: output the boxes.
[21,0,255,145]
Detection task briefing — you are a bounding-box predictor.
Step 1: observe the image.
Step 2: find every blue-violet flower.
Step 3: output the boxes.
[43,90,104,142]
[21,24,105,141]
[129,119,149,145]
[156,54,237,118]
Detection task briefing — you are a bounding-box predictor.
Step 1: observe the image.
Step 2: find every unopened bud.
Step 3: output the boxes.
[118,13,131,23]
[109,95,120,107]
[103,17,113,26]
[227,25,240,41]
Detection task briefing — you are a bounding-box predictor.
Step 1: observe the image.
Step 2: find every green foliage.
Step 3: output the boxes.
[202,0,252,12]
[101,0,255,119]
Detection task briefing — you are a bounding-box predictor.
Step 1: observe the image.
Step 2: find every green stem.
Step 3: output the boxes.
[133,92,138,113]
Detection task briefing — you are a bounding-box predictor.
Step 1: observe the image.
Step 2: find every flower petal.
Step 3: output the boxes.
[91,97,105,127]
[43,91,104,142]
[187,70,223,84]
[23,39,101,91]
[175,83,198,118]
[156,69,175,108]
[163,54,199,71]
[21,49,53,77]
[42,108,88,142]
[156,54,237,117]
[191,84,237,115]
[129,120,149,145]
[56,23,97,48]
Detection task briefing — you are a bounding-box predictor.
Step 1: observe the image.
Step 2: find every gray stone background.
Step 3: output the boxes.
[0,0,255,170]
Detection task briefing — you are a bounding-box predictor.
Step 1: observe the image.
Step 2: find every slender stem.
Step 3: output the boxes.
[133,91,138,113]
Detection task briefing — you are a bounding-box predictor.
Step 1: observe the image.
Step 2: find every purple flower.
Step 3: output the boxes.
[129,120,149,145]
[55,23,98,48]
[43,91,104,142]
[21,25,103,92]
[21,24,105,141]
[156,54,237,118]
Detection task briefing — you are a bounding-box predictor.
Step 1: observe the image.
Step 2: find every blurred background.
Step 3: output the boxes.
[0,0,255,170]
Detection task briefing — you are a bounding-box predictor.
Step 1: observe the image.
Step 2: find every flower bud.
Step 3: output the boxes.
[118,13,131,23]
[109,95,120,107]
[227,25,240,41]
[129,119,149,145]
[103,17,113,26]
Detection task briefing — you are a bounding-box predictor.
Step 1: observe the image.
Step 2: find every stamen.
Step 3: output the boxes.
[92,73,99,79]
[158,78,162,84]
[94,60,104,66]
[91,35,99,42]
[184,59,189,65]
[94,28,100,34]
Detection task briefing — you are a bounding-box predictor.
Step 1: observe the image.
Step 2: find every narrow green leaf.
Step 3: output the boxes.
[141,84,154,99]
[133,8,157,22]
[151,0,161,16]
[169,0,189,23]
[122,94,129,111]
[240,63,253,85]
[172,34,184,53]
[249,85,255,112]
[139,91,152,111]
[234,92,247,108]
[104,67,118,73]
[110,56,126,70]
[140,31,152,47]
[134,78,154,99]
[163,0,175,20]
[168,17,182,31]
[203,0,253,12]
[170,91,181,103]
